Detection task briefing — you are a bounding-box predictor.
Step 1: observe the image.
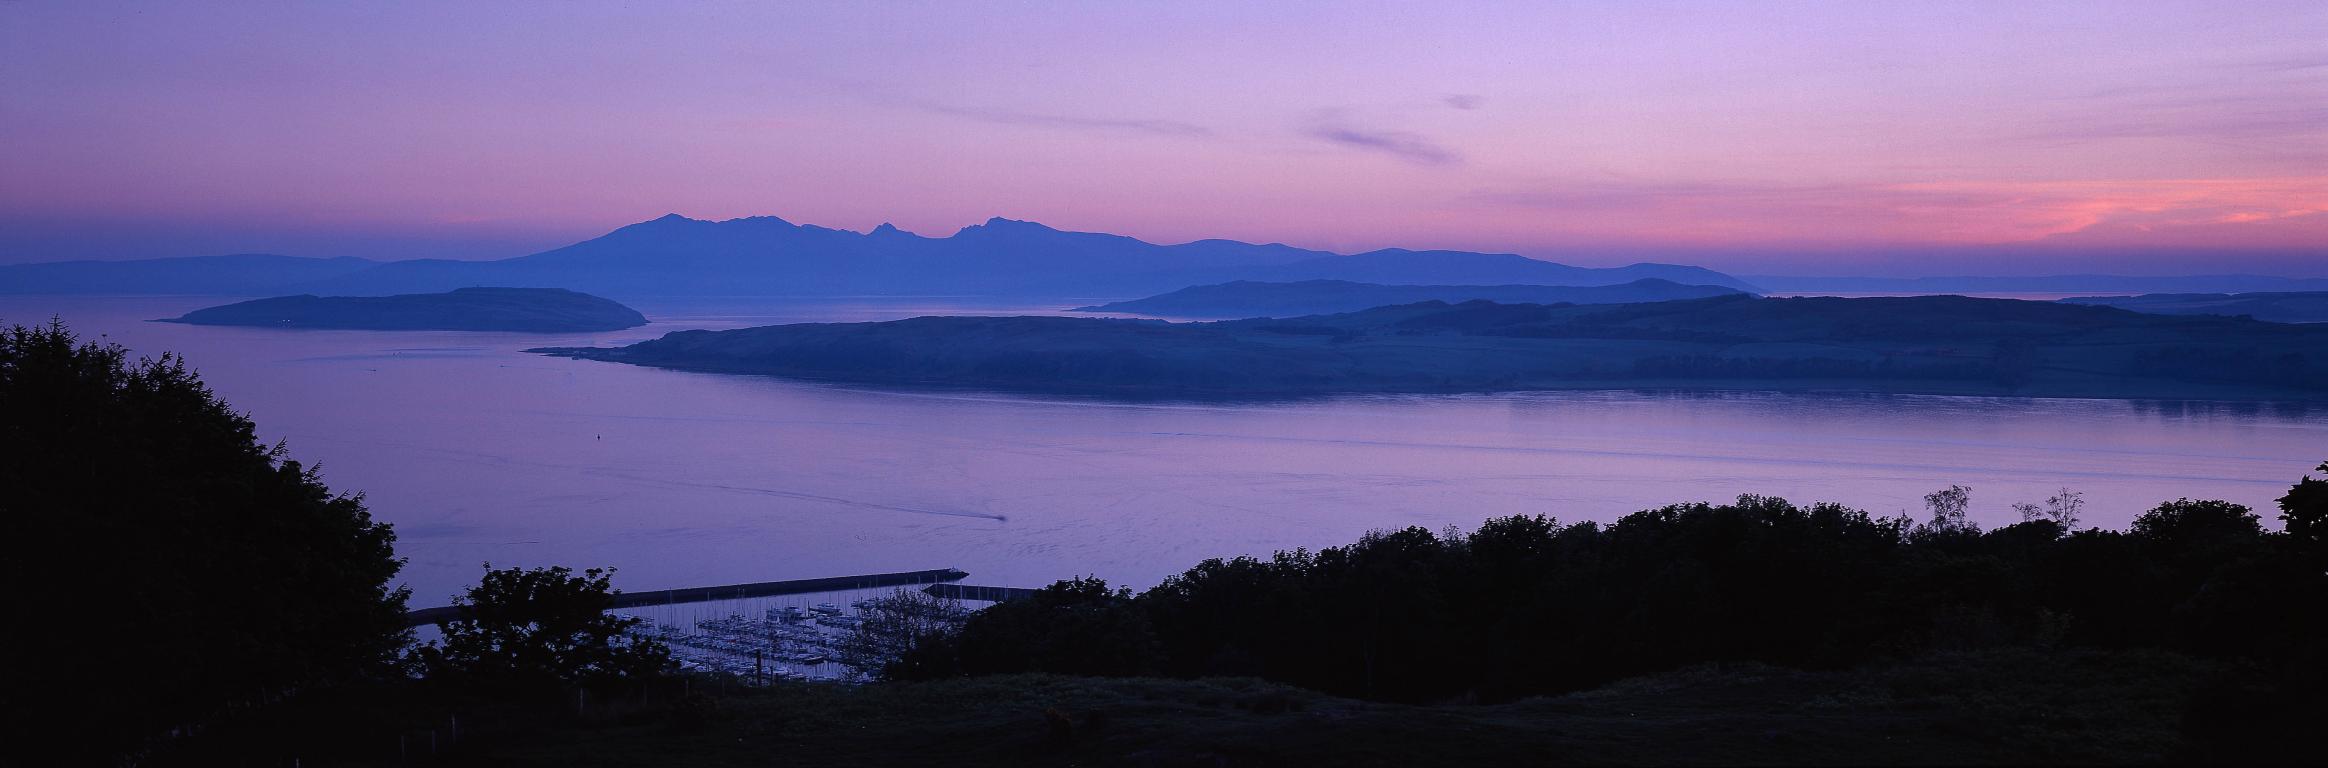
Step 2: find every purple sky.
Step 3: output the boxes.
[3,1,2323,275]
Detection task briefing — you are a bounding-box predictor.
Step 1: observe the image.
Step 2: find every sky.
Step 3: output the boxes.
[2,1,2324,275]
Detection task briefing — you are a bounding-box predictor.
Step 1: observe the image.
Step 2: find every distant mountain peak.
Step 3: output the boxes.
[8,212,1758,298]
[636,213,804,228]
[726,215,796,227]
[614,213,802,235]
[964,216,1055,234]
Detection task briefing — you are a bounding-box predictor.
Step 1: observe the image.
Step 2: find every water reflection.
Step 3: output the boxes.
[6,295,2324,604]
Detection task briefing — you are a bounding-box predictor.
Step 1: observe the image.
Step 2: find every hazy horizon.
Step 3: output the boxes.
[6,210,2326,281]
[5,1,2322,276]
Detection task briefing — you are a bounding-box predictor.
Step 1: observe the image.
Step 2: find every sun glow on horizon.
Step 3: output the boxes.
[1,1,2322,273]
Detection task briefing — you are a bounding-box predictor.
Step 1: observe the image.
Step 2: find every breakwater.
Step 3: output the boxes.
[921,583,1040,603]
[403,567,969,627]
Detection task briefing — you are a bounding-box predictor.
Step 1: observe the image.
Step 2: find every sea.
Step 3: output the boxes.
[6,295,2323,604]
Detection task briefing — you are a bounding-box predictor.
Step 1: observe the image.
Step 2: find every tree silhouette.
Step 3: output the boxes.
[0,320,409,759]
[412,564,671,690]
[909,469,2328,705]
[836,588,968,681]
[923,577,1160,678]
[2045,488,2086,528]
[1912,484,1979,540]
[2280,462,2328,567]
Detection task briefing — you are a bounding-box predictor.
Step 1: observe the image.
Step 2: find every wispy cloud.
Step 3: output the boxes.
[2019,56,2328,152]
[2022,91,2328,145]
[2242,54,2328,73]
[917,102,1212,137]
[1442,94,1485,110]
[1303,110,1462,166]
[1470,176,2328,248]
[1469,181,1942,212]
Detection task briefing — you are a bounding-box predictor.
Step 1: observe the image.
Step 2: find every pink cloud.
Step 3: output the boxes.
[1461,177,2328,252]
[2,1,2322,272]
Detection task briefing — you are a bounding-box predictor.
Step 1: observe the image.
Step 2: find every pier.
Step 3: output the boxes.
[922,583,1040,603]
[403,567,970,627]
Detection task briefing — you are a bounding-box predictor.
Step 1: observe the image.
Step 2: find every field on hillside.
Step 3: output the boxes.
[475,650,2260,767]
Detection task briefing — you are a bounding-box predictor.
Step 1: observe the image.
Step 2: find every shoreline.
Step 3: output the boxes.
[532,346,2328,405]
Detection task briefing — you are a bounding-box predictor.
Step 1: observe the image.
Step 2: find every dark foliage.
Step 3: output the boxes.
[411,565,674,692]
[910,474,2328,708]
[904,577,1160,678]
[0,320,409,760]
[834,589,976,681]
[2280,462,2328,567]
[176,565,679,763]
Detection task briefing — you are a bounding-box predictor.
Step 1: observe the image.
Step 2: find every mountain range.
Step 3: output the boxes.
[0,215,1755,300]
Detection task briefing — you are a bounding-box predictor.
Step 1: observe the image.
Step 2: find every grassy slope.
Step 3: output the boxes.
[478,649,2212,767]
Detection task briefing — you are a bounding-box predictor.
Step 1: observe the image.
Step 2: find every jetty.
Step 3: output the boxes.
[922,583,1040,603]
[404,567,970,627]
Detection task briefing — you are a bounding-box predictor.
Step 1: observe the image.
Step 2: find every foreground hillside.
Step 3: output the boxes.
[164,287,648,332]
[536,294,2328,400]
[474,651,2226,767]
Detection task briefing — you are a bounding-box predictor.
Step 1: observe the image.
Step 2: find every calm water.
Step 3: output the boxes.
[7,295,2325,604]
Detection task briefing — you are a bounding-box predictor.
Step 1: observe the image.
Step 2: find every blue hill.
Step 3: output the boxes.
[4,215,1762,299]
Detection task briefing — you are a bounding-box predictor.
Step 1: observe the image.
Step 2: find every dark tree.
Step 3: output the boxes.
[923,577,1160,678]
[2280,462,2328,566]
[909,470,2328,706]
[0,321,409,759]
[837,588,969,681]
[2132,498,2259,537]
[412,564,672,690]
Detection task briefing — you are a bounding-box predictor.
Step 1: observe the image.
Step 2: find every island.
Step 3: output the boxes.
[531,294,2328,400]
[162,287,648,332]
[2060,291,2328,324]
[1074,278,1745,318]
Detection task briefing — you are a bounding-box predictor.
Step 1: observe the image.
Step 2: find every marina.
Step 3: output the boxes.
[400,567,970,627]
[612,586,980,682]
[404,568,997,682]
